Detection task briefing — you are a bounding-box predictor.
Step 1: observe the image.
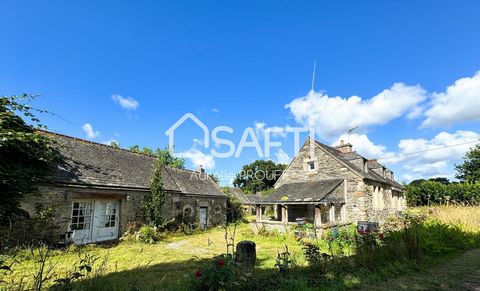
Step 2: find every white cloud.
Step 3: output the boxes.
[254,122,287,139]
[82,123,100,139]
[275,148,291,164]
[111,94,139,110]
[386,130,480,180]
[422,71,480,127]
[177,148,215,170]
[333,133,394,160]
[102,139,119,146]
[286,83,427,139]
[212,108,220,113]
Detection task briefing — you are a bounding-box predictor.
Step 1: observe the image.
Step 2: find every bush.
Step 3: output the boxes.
[406,180,480,206]
[135,225,160,244]
[192,254,241,290]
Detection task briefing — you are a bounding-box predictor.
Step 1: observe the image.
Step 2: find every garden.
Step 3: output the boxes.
[1,205,480,290]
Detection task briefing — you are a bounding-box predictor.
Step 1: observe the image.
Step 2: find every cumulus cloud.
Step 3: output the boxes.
[254,122,287,139]
[102,139,119,146]
[275,148,291,164]
[82,123,100,139]
[422,71,480,127]
[333,133,394,161]
[177,148,215,169]
[386,130,480,181]
[286,83,427,139]
[112,94,139,110]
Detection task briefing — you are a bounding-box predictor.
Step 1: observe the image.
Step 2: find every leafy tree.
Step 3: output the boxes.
[142,158,166,227]
[0,95,58,220]
[155,148,185,169]
[455,144,480,183]
[221,187,245,223]
[208,173,220,185]
[233,160,287,193]
[129,145,185,169]
[428,177,450,184]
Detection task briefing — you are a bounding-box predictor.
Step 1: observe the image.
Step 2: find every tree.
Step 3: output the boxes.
[428,177,450,184]
[142,158,166,227]
[0,95,58,220]
[208,173,220,185]
[455,144,480,183]
[233,160,287,193]
[129,145,185,169]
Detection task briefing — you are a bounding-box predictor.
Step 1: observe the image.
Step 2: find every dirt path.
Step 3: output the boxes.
[362,249,480,290]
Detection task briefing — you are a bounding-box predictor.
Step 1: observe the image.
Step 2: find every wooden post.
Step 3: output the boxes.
[315,205,322,225]
[281,205,289,223]
[256,205,262,221]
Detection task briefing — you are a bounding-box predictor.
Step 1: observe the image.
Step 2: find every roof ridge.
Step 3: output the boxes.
[38,129,157,159]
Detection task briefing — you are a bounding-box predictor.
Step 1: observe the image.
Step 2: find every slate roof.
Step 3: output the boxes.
[41,131,225,196]
[313,140,404,190]
[265,179,344,203]
[227,188,267,205]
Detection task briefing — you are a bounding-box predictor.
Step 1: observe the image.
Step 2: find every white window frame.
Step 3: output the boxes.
[307,161,316,171]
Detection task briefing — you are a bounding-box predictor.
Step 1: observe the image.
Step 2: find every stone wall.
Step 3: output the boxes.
[20,184,226,241]
[275,140,368,223]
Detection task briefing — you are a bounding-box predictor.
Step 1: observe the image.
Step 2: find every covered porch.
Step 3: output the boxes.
[253,179,348,229]
[254,202,346,227]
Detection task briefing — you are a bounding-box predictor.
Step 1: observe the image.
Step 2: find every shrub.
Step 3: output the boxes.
[135,225,160,244]
[275,246,294,275]
[406,180,480,206]
[192,254,240,290]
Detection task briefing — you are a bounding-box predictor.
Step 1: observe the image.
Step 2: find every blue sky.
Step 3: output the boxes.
[1,1,480,185]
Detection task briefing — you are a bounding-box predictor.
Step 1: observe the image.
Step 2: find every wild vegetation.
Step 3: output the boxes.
[405,144,480,206]
[0,95,58,221]
[1,206,479,290]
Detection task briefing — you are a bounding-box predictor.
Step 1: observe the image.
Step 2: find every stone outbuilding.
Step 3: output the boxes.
[21,131,226,244]
[253,137,405,231]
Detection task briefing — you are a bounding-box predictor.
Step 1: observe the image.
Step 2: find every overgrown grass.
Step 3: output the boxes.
[1,206,479,290]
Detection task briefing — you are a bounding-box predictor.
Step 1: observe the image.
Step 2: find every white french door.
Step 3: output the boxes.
[69,200,119,244]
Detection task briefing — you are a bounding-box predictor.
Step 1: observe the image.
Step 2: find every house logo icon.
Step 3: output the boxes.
[165,113,209,155]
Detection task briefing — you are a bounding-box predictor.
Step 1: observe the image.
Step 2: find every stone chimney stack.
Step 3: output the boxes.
[198,165,205,174]
[335,140,353,153]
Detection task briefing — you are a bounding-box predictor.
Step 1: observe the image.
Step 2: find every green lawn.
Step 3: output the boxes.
[2,206,480,290]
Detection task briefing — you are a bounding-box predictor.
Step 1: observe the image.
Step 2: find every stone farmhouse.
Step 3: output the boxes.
[252,137,406,231]
[20,131,226,244]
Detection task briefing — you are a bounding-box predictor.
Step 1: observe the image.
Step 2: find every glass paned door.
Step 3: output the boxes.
[70,201,94,244]
[93,201,119,242]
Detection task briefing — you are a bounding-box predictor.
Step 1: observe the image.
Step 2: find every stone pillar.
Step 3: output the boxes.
[235,241,256,270]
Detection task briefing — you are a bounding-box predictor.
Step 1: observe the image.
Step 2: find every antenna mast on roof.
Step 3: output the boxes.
[310,60,317,92]
[346,126,359,144]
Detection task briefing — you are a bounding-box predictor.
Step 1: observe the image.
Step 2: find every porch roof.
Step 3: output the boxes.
[261,179,344,204]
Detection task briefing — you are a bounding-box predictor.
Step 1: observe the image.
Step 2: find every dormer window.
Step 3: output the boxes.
[308,161,316,171]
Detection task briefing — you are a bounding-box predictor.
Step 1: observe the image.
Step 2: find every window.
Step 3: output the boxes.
[183,206,193,217]
[102,202,117,228]
[307,161,316,171]
[71,202,93,230]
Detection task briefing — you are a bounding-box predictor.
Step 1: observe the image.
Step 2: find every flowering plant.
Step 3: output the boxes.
[192,254,240,290]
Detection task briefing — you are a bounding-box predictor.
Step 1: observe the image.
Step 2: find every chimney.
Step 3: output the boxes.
[335,139,353,153]
[197,165,205,174]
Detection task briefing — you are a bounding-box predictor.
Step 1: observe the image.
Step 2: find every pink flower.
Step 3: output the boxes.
[195,270,202,278]
[357,229,364,235]
[379,233,384,240]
